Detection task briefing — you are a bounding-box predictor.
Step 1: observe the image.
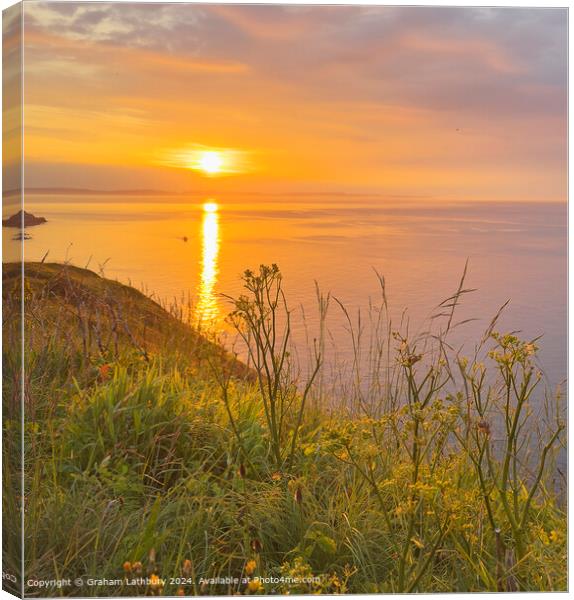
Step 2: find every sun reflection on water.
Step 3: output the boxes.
[196,201,220,324]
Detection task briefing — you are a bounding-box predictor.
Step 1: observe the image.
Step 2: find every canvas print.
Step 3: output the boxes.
[2,2,567,596]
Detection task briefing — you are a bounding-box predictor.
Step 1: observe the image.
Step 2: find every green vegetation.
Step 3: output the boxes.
[3,262,566,596]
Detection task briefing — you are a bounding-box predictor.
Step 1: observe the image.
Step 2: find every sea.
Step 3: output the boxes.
[3,192,567,396]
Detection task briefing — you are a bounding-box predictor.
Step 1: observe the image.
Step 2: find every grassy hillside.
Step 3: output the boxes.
[3,262,249,378]
[2,262,566,596]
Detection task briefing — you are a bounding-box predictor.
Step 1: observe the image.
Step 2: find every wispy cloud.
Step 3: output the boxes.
[22,3,566,201]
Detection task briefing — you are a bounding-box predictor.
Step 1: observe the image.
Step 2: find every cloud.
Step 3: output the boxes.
[21,4,567,200]
[24,3,200,47]
[24,4,566,117]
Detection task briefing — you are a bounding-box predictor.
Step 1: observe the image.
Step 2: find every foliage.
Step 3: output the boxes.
[2,262,566,596]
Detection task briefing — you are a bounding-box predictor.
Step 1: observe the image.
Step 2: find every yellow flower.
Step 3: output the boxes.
[149,574,163,591]
[245,560,257,576]
[247,579,264,594]
[329,573,341,591]
[549,530,562,544]
[334,448,350,461]
[123,561,132,573]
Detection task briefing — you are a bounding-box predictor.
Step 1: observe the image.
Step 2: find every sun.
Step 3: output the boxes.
[197,151,223,175]
[161,145,251,176]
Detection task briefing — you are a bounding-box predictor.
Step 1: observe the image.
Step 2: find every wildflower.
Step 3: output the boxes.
[149,574,163,594]
[247,579,264,594]
[123,561,132,573]
[250,538,263,553]
[401,353,422,367]
[182,559,192,577]
[176,587,185,596]
[550,530,561,544]
[245,559,257,576]
[132,561,143,574]
[329,574,342,592]
[334,447,350,461]
[271,472,282,481]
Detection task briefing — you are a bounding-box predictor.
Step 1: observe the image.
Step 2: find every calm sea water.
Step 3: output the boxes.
[4,193,567,389]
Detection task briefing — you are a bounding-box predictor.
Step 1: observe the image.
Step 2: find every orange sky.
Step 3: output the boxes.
[12,3,568,201]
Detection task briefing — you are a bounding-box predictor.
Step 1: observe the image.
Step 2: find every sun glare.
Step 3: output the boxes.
[197,151,223,175]
[203,201,218,213]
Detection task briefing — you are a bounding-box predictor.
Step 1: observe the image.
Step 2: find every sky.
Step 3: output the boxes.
[13,3,568,201]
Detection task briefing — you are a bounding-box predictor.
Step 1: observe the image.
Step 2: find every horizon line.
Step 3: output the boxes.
[1,187,567,204]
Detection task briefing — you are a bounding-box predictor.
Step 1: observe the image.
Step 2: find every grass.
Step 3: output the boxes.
[2,261,566,596]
